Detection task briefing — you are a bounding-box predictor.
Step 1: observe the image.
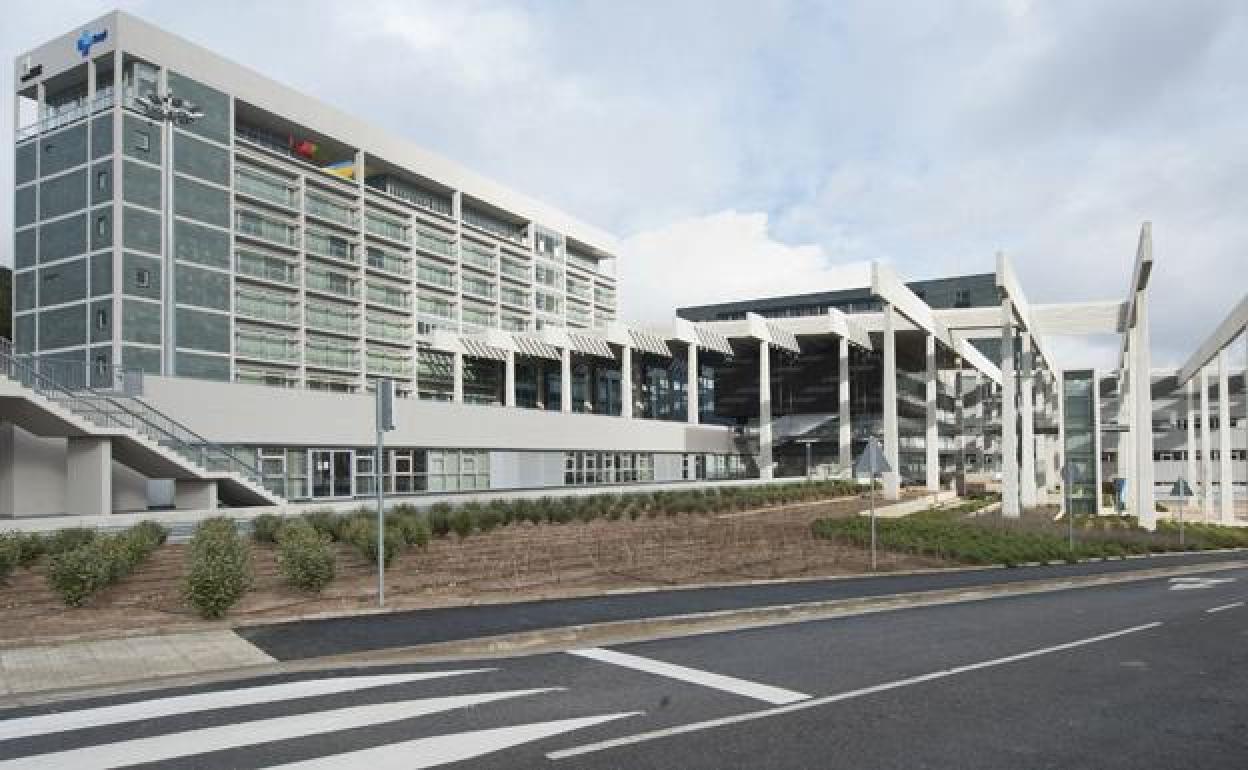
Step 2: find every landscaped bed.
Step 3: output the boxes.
[0,481,945,642]
[812,505,1248,567]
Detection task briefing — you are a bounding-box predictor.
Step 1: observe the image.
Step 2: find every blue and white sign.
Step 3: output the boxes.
[76,28,108,58]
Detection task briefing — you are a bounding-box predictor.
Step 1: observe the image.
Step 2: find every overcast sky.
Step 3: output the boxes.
[5,1,1246,370]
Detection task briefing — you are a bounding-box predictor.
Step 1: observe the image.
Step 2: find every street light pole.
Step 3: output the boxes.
[136,92,203,377]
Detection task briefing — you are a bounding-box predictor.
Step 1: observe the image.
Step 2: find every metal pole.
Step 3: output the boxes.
[869,452,877,571]
[375,395,385,608]
[1067,481,1074,553]
[806,442,813,482]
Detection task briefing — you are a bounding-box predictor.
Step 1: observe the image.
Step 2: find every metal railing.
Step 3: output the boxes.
[0,338,265,487]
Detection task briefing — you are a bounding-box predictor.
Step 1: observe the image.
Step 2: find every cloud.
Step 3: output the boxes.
[619,210,870,324]
[3,1,1245,375]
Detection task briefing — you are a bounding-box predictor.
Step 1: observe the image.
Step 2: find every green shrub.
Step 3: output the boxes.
[450,505,476,539]
[302,509,339,541]
[339,516,401,567]
[46,527,97,555]
[0,534,19,581]
[184,517,253,619]
[13,532,46,566]
[428,503,453,537]
[276,519,335,592]
[251,514,284,544]
[46,521,168,607]
[389,507,430,548]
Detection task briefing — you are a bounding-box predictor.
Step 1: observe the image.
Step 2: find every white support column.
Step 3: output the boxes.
[1133,290,1155,529]
[1121,363,1135,515]
[1185,377,1197,503]
[687,343,698,424]
[503,350,516,408]
[759,340,773,480]
[452,351,464,403]
[1093,369,1104,513]
[1200,365,1212,518]
[975,374,986,474]
[1056,370,1066,515]
[1020,334,1037,508]
[924,333,939,492]
[67,437,112,517]
[1001,298,1020,517]
[1217,348,1233,523]
[839,336,852,472]
[560,347,572,413]
[620,345,633,419]
[882,303,900,501]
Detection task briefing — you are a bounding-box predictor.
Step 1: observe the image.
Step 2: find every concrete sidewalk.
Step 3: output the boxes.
[0,630,273,697]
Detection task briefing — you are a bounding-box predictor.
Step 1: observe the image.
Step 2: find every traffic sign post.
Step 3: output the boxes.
[854,437,892,571]
[375,379,396,607]
[1170,477,1194,547]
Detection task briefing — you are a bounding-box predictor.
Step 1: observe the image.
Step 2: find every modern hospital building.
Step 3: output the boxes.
[3,12,1246,527]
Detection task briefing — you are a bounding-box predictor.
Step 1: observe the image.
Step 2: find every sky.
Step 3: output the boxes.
[4,0,1246,370]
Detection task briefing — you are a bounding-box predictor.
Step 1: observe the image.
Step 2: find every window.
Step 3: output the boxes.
[93,353,108,373]
[133,130,150,152]
[955,289,971,308]
[135,268,151,289]
[96,170,108,191]
[96,215,108,237]
[95,308,108,329]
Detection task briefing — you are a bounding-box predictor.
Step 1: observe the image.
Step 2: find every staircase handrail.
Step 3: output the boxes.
[0,339,264,487]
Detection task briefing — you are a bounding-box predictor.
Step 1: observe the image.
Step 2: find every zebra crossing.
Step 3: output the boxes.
[0,668,641,769]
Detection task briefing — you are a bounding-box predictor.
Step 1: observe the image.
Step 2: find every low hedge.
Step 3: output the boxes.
[811,512,1242,568]
[275,519,335,592]
[185,517,253,618]
[46,521,168,606]
[251,514,284,544]
[0,534,19,582]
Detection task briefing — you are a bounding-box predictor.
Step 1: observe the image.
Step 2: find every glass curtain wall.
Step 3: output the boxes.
[1062,370,1098,514]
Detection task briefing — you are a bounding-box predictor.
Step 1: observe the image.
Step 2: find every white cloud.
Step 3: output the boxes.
[619,210,870,324]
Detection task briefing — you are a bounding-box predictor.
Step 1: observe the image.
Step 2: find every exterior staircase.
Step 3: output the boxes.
[0,339,282,508]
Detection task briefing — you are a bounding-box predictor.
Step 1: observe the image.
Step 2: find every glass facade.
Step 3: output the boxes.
[1063,370,1098,514]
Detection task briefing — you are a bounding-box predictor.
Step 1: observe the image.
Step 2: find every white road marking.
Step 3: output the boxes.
[266,712,643,769]
[1205,601,1244,614]
[568,648,809,705]
[1168,577,1237,591]
[0,689,559,770]
[0,669,491,742]
[549,622,1162,760]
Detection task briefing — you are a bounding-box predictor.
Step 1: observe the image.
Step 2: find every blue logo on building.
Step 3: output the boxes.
[76,29,108,58]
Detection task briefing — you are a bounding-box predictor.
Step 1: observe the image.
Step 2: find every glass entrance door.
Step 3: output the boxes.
[311,449,354,498]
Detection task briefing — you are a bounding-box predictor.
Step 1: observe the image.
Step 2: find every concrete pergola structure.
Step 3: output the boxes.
[1175,292,1248,525]
[842,224,1156,520]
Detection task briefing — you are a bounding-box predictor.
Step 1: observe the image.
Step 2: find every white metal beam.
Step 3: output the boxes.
[1176,293,1248,386]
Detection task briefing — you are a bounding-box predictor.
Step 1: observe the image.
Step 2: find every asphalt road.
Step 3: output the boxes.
[239,549,1248,660]
[2,559,1245,768]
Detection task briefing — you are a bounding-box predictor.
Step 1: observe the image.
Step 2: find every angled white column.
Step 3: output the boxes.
[838,336,851,472]
[687,343,698,424]
[452,351,464,403]
[1132,289,1155,528]
[1186,377,1197,498]
[1020,334,1037,508]
[1000,298,1020,517]
[759,339,773,480]
[503,350,516,408]
[1200,366,1212,518]
[1217,348,1233,523]
[67,437,112,516]
[924,333,939,491]
[882,303,900,500]
[560,347,572,413]
[620,345,633,419]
